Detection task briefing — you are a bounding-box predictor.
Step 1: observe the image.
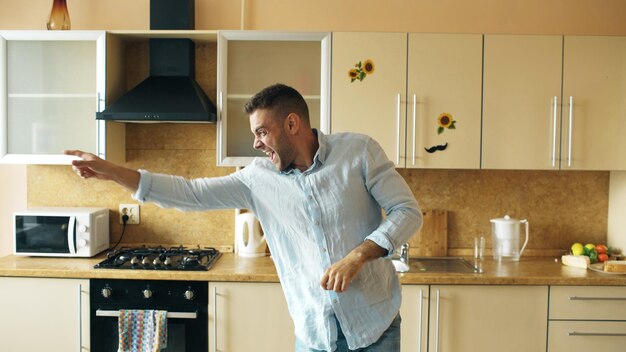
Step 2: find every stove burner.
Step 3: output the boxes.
[95,245,221,271]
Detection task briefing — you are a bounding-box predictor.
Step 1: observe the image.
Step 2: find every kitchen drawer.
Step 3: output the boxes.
[550,286,626,320]
[548,321,626,351]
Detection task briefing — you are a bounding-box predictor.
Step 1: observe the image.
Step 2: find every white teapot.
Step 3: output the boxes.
[235,212,267,257]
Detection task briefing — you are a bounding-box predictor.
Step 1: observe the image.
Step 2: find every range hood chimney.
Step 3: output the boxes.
[96,0,217,122]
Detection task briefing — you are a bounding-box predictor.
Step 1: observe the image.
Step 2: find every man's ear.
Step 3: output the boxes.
[285,113,300,134]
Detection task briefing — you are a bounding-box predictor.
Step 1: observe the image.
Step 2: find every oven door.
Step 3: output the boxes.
[91,307,207,351]
[90,280,208,352]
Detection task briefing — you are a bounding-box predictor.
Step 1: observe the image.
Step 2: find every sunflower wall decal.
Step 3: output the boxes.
[349,59,375,82]
[437,112,457,134]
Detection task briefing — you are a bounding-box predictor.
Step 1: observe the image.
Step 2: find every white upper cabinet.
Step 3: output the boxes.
[562,36,626,170]
[331,32,482,169]
[217,31,331,167]
[0,30,108,164]
[407,33,482,169]
[331,32,408,167]
[484,34,626,171]
[482,35,564,170]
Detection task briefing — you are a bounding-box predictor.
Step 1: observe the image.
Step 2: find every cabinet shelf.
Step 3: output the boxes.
[106,30,218,43]
[9,93,97,98]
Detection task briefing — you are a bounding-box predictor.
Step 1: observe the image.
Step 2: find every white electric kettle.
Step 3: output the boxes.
[235,212,267,257]
[490,215,529,261]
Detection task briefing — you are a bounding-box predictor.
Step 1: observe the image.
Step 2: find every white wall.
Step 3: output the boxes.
[608,171,626,253]
[0,165,26,256]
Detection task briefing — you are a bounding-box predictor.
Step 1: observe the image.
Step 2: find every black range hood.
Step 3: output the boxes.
[96,0,216,122]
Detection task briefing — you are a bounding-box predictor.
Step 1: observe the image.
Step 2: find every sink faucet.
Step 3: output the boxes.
[392,243,410,272]
[399,243,409,264]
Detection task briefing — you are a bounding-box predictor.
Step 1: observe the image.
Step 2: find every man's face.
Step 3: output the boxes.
[250,109,296,171]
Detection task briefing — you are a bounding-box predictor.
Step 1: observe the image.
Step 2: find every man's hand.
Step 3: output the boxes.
[64,150,140,192]
[320,240,388,293]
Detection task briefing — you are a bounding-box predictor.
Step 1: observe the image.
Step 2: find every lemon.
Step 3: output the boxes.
[571,243,584,256]
[585,243,595,251]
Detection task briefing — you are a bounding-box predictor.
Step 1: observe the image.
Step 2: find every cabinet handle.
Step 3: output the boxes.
[418,288,423,352]
[412,94,417,166]
[78,283,83,352]
[218,91,224,162]
[569,296,626,301]
[568,332,626,337]
[396,93,401,165]
[567,96,573,167]
[435,289,441,352]
[213,286,218,352]
[551,96,558,168]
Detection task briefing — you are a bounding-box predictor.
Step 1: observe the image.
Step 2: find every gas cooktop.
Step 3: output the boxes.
[95,245,221,271]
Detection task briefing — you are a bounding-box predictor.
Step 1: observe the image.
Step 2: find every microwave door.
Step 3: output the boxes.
[15,215,72,254]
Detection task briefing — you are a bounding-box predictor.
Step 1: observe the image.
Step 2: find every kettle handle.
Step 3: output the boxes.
[519,220,529,257]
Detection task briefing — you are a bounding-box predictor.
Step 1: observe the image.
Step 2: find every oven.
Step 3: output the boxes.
[90,279,208,352]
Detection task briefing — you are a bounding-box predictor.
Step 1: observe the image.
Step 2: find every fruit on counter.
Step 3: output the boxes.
[569,242,616,264]
[595,244,608,254]
[571,243,584,256]
[598,253,609,263]
[561,255,591,269]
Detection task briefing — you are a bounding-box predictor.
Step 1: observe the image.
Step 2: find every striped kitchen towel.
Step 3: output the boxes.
[118,309,167,352]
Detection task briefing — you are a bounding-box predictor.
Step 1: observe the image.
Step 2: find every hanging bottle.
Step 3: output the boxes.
[47,0,71,30]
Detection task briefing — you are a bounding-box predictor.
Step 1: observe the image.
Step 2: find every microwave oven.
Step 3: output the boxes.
[14,207,110,257]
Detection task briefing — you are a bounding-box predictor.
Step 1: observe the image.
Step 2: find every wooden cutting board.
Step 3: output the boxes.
[408,210,448,257]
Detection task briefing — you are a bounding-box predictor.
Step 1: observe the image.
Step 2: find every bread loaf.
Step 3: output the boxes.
[604,260,626,273]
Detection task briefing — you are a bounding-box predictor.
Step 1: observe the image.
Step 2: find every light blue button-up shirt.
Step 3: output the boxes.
[133,130,422,351]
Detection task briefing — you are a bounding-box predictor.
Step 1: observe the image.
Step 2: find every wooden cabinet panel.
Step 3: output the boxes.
[331,32,408,166]
[549,285,626,321]
[407,33,482,169]
[548,321,626,351]
[562,36,626,170]
[209,281,294,352]
[482,35,563,170]
[400,285,429,352]
[429,285,548,352]
[0,277,89,352]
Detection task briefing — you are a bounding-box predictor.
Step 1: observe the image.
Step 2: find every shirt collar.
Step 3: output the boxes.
[280,129,326,175]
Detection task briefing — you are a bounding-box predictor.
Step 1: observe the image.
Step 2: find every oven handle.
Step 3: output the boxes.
[96,309,197,319]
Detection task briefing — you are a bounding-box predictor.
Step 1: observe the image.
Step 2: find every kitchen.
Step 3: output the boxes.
[1,0,626,351]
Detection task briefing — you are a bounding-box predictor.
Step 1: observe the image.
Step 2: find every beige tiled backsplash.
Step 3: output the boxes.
[27,123,609,254]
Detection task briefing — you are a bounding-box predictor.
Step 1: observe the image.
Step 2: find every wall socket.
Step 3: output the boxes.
[119,204,140,224]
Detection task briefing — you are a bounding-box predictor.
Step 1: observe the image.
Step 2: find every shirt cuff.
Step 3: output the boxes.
[365,230,395,258]
[132,169,152,203]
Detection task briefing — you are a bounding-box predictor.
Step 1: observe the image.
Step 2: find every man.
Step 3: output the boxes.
[66,83,422,351]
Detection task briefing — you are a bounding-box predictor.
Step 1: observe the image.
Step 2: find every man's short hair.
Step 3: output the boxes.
[244,83,310,122]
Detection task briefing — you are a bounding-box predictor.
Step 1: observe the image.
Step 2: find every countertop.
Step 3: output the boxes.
[0,254,625,285]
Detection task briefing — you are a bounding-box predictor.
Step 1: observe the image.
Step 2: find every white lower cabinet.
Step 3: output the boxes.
[209,281,295,352]
[401,285,429,351]
[0,277,89,351]
[402,285,548,352]
[548,286,626,351]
